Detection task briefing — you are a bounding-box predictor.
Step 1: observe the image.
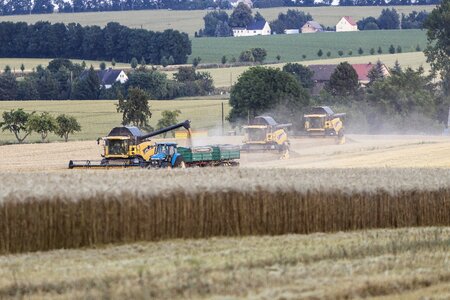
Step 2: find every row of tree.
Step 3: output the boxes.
[0,21,191,64]
[0,109,81,143]
[0,59,214,100]
[0,0,440,16]
[198,5,314,37]
[357,8,429,30]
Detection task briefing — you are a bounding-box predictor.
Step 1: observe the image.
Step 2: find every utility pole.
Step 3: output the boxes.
[221,102,224,135]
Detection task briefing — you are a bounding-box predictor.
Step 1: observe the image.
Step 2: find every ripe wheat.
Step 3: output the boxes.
[1,168,449,254]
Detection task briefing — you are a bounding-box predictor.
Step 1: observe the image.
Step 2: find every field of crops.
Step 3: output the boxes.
[0,227,449,299]
[0,5,435,36]
[0,98,230,143]
[1,167,449,255]
[192,29,426,63]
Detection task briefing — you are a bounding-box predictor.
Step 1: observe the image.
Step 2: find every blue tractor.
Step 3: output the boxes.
[149,142,186,168]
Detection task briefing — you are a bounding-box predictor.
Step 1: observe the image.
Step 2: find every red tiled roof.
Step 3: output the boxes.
[351,63,375,82]
[343,16,357,26]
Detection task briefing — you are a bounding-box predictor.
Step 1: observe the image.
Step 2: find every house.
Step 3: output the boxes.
[97,68,128,89]
[228,0,253,8]
[81,68,128,89]
[308,63,390,95]
[351,63,390,85]
[232,20,271,37]
[301,21,323,33]
[336,16,358,32]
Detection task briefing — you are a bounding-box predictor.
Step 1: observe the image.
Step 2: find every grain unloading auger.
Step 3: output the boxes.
[68,120,191,169]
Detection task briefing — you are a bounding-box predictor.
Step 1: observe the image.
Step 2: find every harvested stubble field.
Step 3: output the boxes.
[0,227,449,299]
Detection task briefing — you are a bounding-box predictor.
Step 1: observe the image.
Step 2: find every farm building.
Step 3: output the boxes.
[228,0,253,7]
[336,16,358,32]
[81,68,128,89]
[284,29,300,34]
[232,20,271,37]
[301,21,323,33]
[308,63,390,94]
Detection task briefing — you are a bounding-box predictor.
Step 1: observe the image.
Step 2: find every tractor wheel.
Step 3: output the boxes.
[174,157,186,168]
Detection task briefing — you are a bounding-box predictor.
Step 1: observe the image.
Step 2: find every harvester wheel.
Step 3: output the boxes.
[337,130,345,145]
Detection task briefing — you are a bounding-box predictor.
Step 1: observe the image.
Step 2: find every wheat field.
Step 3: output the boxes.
[1,168,449,255]
[0,227,449,299]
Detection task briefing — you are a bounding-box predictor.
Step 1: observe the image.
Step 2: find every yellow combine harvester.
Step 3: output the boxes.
[69,120,191,168]
[303,106,346,144]
[242,116,291,154]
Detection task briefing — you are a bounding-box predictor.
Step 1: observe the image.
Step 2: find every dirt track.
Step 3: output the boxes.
[1,134,450,172]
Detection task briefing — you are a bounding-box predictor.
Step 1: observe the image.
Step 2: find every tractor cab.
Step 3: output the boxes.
[150,142,184,168]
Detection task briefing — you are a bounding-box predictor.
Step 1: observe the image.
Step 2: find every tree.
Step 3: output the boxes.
[100,62,106,70]
[214,20,231,37]
[326,51,331,57]
[270,9,312,34]
[367,60,385,85]
[389,44,396,54]
[276,54,281,62]
[116,87,152,128]
[4,65,11,73]
[282,63,314,90]
[20,64,25,74]
[229,2,253,27]
[396,45,402,53]
[370,48,375,55]
[221,55,227,64]
[358,48,364,55]
[424,0,450,96]
[168,56,175,65]
[377,46,383,54]
[160,56,169,67]
[0,72,18,100]
[326,62,359,97]
[338,50,344,56]
[130,57,138,69]
[0,109,33,143]
[317,49,323,57]
[203,10,229,37]
[251,48,267,63]
[55,114,81,142]
[71,66,100,100]
[112,58,116,67]
[239,49,255,62]
[192,57,201,67]
[156,110,181,137]
[348,50,353,56]
[31,0,54,13]
[228,67,310,124]
[27,112,57,142]
[378,8,400,30]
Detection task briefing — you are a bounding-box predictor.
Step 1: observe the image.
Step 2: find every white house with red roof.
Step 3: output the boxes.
[336,16,358,32]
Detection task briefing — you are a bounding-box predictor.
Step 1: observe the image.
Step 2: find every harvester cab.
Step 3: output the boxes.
[242,116,291,155]
[303,106,345,144]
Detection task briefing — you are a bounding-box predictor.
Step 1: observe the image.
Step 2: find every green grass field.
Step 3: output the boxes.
[192,29,426,63]
[0,5,435,36]
[0,98,230,143]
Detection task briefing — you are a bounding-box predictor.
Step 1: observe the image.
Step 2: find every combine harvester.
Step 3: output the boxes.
[303,106,346,144]
[242,116,291,158]
[69,120,240,169]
